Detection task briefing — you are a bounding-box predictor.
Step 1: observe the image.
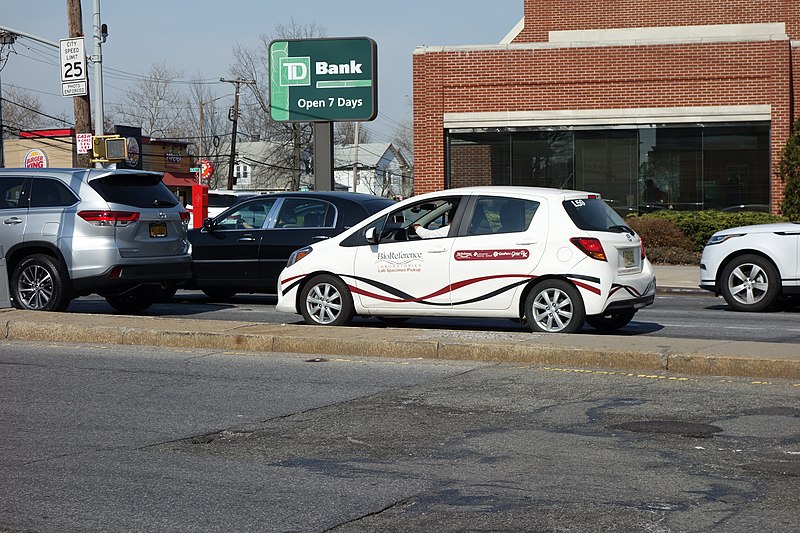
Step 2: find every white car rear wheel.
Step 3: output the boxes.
[526,279,585,333]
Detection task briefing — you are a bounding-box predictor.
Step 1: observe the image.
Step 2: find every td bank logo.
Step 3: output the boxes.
[279,56,311,86]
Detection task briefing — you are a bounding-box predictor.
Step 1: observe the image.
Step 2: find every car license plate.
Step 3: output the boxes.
[622,248,635,267]
[618,247,640,274]
[149,222,167,238]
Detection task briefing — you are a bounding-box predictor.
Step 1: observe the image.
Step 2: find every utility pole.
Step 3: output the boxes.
[352,121,360,192]
[91,0,106,149]
[66,0,92,168]
[0,31,17,168]
[220,77,254,190]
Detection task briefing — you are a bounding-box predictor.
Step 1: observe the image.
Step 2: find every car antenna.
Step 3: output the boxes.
[559,173,574,189]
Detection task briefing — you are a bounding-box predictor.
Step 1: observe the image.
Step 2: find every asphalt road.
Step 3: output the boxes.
[1,340,797,532]
[64,290,800,344]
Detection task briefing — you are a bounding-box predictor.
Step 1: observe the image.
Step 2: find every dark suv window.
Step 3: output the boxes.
[562,197,628,232]
[90,173,179,208]
[30,179,79,208]
[275,198,337,228]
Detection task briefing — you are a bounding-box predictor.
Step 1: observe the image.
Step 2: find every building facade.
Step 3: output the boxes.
[413,0,800,214]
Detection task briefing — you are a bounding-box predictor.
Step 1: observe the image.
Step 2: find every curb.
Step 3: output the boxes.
[3,309,799,380]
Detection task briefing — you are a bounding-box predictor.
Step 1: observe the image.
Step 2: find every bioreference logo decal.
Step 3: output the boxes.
[375,250,423,274]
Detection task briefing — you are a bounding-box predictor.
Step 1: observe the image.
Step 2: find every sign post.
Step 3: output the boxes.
[59,37,88,97]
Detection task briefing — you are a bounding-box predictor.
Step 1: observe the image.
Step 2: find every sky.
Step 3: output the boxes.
[1,0,523,145]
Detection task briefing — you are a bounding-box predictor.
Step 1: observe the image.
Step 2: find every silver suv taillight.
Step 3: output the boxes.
[78,210,140,227]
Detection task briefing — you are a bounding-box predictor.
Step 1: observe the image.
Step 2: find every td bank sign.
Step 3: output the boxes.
[269,37,377,122]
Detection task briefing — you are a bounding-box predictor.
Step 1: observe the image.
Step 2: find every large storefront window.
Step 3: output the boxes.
[447,123,770,213]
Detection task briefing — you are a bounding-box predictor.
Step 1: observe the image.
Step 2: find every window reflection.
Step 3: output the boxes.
[447,123,770,213]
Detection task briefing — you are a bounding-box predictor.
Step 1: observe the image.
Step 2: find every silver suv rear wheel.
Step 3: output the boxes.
[11,254,71,312]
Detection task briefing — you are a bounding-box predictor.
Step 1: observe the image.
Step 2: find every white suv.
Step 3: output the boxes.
[0,168,191,312]
[276,187,656,333]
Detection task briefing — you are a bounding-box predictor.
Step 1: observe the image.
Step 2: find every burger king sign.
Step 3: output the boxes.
[24,149,48,168]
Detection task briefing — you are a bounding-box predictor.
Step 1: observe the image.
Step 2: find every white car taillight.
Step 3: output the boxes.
[570,237,607,261]
[78,210,140,227]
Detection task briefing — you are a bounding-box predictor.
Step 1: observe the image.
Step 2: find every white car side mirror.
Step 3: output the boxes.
[365,226,379,244]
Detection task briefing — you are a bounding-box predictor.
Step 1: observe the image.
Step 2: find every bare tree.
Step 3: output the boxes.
[1,86,50,137]
[334,122,372,145]
[110,61,188,139]
[185,77,229,189]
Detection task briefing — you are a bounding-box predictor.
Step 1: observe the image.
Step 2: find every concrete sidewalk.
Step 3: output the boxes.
[654,264,702,292]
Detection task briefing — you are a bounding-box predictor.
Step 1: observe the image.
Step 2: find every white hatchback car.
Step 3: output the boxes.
[276,187,656,333]
[699,222,800,311]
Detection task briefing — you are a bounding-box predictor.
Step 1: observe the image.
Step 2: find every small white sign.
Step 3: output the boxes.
[60,37,88,97]
[76,133,92,154]
[62,80,87,97]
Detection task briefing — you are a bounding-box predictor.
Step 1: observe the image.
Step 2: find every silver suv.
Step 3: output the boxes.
[0,168,191,312]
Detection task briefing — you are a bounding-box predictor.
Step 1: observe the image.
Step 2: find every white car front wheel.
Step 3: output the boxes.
[720,254,779,312]
[300,275,355,326]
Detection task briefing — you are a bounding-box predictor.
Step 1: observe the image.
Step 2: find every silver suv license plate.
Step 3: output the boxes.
[149,222,168,238]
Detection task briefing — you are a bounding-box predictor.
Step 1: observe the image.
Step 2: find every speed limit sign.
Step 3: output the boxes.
[59,37,88,97]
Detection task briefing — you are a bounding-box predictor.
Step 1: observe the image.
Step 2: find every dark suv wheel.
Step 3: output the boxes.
[105,285,161,314]
[11,254,71,311]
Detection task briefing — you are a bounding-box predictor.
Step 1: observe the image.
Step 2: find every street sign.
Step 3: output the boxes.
[59,37,88,97]
[189,167,201,172]
[76,133,92,154]
[200,159,214,181]
[269,37,377,122]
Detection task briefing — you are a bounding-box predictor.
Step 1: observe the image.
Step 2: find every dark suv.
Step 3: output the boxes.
[0,168,192,312]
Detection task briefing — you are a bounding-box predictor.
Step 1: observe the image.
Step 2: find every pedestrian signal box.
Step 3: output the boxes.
[92,135,127,162]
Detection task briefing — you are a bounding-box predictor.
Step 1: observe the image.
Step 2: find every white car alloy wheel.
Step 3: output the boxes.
[526,279,585,333]
[300,275,354,326]
[720,254,779,312]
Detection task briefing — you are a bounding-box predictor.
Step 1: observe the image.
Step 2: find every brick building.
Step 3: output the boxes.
[413,0,800,214]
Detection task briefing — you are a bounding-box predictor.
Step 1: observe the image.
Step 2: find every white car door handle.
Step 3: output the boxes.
[313,235,330,240]
[427,247,448,253]
[3,217,23,225]
[516,240,537,245]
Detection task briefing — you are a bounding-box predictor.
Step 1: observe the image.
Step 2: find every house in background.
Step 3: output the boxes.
[334,143,412,198]
[216,140,412,197]
[213,140,310,192]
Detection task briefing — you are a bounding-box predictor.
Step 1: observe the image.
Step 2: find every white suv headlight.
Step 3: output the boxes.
[706,233,744,245]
